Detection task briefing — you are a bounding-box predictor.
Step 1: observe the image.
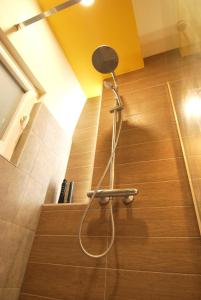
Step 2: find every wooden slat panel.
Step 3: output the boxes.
[108,237,201,274]
[106,269,201,300]
[22,263,105,300]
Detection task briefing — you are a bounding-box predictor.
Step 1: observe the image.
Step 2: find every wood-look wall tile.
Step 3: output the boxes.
[117,72,169,94]
[96,114,178,152]
[22,263,105,300]
[120,109,175,132]
[29,235,107,268]
[37,209,109,236]
[0,288,20,300]
[183,135,201,157]
[168,64,201,87]
[108,237,201,274]
[116,138,182,164]
[93,157,187,187]
[106,269,201,300]
[189,155,201,179]
[76,112,99,129]
[118,120,178,147]
[115,157,187,185]
[70,136,96,154]
[73,125,98,141]
[94,138,182,168]
[113,179,193,208]
[20,294,53,300]
[72,180,91,203]
[112,206,199,237]
[92,167,110,187]
[42,203,87,211]
[30,235,107,268]
[99,107,175,133]
[67,151,95,168]
[66,166,93,182]
[118,85,170,117]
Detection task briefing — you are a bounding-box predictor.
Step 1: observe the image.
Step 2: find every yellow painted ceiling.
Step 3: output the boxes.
[37,0,144,98]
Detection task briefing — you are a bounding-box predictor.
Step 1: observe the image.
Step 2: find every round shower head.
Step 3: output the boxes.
[92,45,119,74]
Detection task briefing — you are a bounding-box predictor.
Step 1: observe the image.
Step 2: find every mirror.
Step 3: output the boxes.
[92,45,119,74]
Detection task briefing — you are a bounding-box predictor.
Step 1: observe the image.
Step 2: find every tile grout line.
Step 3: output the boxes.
[26,261,201,277]
[33,234,201,239]
[21,292,62,300]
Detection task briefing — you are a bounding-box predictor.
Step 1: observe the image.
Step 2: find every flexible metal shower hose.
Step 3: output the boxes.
[78,110,123,258]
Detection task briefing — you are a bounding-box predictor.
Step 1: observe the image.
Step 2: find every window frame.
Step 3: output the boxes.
[0,35,40,160]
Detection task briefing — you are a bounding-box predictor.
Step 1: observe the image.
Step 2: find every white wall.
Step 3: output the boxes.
[132,0,179,57]
[0,0,86,136]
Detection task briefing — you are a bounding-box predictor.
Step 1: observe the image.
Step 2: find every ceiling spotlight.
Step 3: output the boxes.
[81,0,95,6]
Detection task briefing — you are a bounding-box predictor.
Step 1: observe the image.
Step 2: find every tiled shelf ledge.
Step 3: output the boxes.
[42,203,88,211]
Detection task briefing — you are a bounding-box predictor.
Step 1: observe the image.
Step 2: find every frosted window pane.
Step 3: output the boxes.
[0,61,24,137]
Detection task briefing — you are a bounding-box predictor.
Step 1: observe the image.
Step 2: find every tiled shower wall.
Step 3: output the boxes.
[20,50,201,300]
[66,97,100,203]
[169,77,201,228]
[0,103,71,300]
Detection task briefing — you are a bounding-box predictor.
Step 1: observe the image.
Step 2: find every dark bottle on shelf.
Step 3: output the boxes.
[58,179,68,203]
[67,181,74,203]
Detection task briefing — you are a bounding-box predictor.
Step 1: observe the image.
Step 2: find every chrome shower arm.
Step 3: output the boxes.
[112,86,123,108]
[15,0,82,30]
[111,72,118,90]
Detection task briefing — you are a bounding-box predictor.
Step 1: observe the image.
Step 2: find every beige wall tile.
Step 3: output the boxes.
[14,177,46,230]
[16,133,41,175]
[1,102,70,296]
[0,158,28,223]
[0,220,34,288]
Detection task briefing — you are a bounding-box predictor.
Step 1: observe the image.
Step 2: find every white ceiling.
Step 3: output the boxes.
[132,0,179,57]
